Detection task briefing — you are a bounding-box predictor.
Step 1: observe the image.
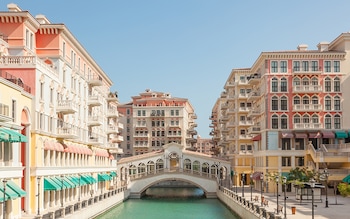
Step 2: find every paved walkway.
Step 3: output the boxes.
[235,186,349,219]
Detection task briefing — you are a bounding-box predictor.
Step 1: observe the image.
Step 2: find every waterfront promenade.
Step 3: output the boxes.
[235,186,349,219]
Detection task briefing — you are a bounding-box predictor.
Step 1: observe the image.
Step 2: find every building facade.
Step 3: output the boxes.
[118,89,198,156]
[0,4,124,218]
[212,33,350,192]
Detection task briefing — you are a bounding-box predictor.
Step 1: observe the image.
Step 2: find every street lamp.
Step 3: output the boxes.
[242,173,245,197]
[310,178,316,219]
[3,179,8,219]
[37,176,41,215]
[323,168,329,208]
[250,174,253,201]
[260,173,264,207]
[234,172,238,193]
[276,175,280,215]
[61,175,64,208]
[282,176,288,219]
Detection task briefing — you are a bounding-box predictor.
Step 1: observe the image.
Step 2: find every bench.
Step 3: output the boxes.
[274,205,283,214]
[263,200,269,207]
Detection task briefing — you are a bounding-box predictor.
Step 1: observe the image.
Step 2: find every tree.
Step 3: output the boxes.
[337,183,350,197]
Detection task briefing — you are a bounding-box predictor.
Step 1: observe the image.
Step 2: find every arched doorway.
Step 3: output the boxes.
[168,152,179,171]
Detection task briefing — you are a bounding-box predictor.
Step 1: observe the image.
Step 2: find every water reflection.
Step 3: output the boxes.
[144,187,205,199]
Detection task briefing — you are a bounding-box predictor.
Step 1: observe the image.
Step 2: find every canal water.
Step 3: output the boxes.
[95,187,240,219]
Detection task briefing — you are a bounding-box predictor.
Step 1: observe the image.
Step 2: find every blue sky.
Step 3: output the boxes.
[2,1,350,138]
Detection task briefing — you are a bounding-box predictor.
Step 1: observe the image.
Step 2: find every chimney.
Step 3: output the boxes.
[7,3,22,12]
[317,42,329,52]
[297,44,308,51]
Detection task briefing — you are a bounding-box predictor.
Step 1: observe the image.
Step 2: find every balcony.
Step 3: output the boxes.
[117,122,124,130]
[294,123,322,129]
[88,94,102,106]
[87,134,104,146]
[186,137,197,143]
[247,109,262,117]
[56,124,78,139]
[106,92,118,102]
[0,71,32,93]
[0,103,11,122]
[87,114,103,127]
[56,100,77,114]
[247,91,261,101]
[107,107,118,118]
[190,113,197,119]
[220,91,227,98]
[221,103,228,109]
[107,144,124,154]
[111,135,123,143]
[187,129,197,135]
[293,104,322,112]
[247,73,261,85]
[248,126,261,134]
[107,124,118,134]
[293,85,322,93]
[238,120,253,126]
[224,81,235,88]
[88,74,103,86]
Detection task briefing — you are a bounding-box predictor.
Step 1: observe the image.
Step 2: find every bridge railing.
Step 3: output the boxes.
[129,167,219,181]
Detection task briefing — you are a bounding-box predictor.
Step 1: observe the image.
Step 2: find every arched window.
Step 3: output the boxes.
[281,78,287,92]
[334,77,340,92]
[325,77,331,92]
[281,96,288,110]
[311,114,319,124]
[302,114,310,124]
[311,77,318,85]
[293,114,301,124]
[311,96,318,105]
[138,163,146,175]
[302,96,309,105]
[334,96,341,110]
[272,114,278,129]
[302,77,309,85]
[334,114,341,129]
[293,77,301,86]
[202,162,209,175]
[293,96,300,105]
[156,159,164,170]
[281,114,288,129]
[193,160,200,173]
[147,161,155,173]
[325,96,331,110]
[271,96,278,110]
[324,114,332,129]
[271,78,278,92]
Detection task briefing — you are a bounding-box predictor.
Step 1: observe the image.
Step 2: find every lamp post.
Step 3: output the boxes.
[242,173,245,197]
[282,176,287,219]
[234,172,238,193]
[3,179,8,219]
[323,168,329,208]
[37,176,41,215]
[260,173,264,207]
[78,174,81,202]
[310,178,316,219]
[276,175,280,215]
[250,174,253,201]
[61,175,64,208]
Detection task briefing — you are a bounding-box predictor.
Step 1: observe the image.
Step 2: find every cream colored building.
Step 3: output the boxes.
[118,89,198,155]
[0,3,124,218]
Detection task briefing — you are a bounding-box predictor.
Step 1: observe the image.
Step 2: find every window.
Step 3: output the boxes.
[271,78,278,92]
[295,139,304,150]
[334,96,341,110]
[272,115,278,129]
[302,96,309,105]
[40,82,44,100]
[334,115,341,129]
[311,61,318,71]
[312,96,318,105]
[280,78,287,92]
[11,100,16,122]
[293,61,300,72]
[325,115,332,129]
[271,61,278,73]
[280,61,287,73]
[282,157,291,166]
[311,77,318,85]
[293,78,300,86]
[302,61,309,71]
[240,145,245,151]
[126,109,130,115]
[281,96,287,110]
[302,77,309,85]
[271,96,278,110]
[295,157,304,166]
[293,96,300,105]
[62,42,66,58]
[324,61,331,72]
[175,110,179,116]
[281,115,288,129]
[334,61,340,72]
[282,138,291,150]
[325,96,331,110]
[137,110,141,116]
[324,78,331,92]
[334,77,340,92]
[312,115,319,124]
[302,114,309,124]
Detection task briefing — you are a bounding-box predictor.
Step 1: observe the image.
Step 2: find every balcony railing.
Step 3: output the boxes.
[56,123,78,139]
[88,74,103,86]
[0,71,32,93]
[294,123,322,129]
[56,100,77,114]
[293,104,322,111]
[293,85,322,93]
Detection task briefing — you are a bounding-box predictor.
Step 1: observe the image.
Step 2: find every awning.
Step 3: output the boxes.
[0,181,20,201]
[251,171,263,180]
[64,177,77,188]
[55,143,65,152]
[342,174,350,183]
[295,133,308,139]
[81,175,97,184]
[98,173,111,182]
[281,131,294,138]
[335,130,348,139]
[321,131,335,139]
[281,172,291,180]
[252,134,261,141]
[110,171,117,177]
[96,149,109,157]
[0,127,28,142]
[7,181,26,197]
[308,132,322,138]
[44,178,61,191]
[51,177,73,189]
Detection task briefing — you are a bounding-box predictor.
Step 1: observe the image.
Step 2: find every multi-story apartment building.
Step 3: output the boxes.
[194,136,214,155]
[118,89,198,155]
[213,33,350,193]
[0,4,123,217]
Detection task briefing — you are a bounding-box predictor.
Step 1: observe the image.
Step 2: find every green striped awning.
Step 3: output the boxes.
[63,177,76,188]
[0,182,20,201]
[44,178,61,191]
[51,177,72,189]
[81,175,97,184]
[334,130,348,139]
[7,181,26,197]
[98,174,111,182]
[110,171,117,177]
[0,128,28,142]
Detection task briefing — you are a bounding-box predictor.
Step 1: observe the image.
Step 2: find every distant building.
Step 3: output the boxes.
[194,136,215,155]
[118,89,198,155]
